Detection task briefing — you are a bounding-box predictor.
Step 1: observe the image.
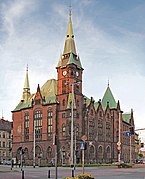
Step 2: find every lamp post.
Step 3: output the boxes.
[70,83,74,170]
[117,112,121,165]
[33,120,35,168]
[66,81,80,177]
[130,134,132,165]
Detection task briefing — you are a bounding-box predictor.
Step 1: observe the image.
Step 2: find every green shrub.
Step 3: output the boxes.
[63,173,94,179]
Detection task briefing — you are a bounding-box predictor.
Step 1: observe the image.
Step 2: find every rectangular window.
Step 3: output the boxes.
[62,80,66,94]
[24,112,29,141]
[48,110,53,137]
[3,142,5,148]
[34,110,42,140]
[62,113,65,118]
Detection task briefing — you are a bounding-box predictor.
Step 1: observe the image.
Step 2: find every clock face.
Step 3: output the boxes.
[63,70,67,76]
[76,71,79,77]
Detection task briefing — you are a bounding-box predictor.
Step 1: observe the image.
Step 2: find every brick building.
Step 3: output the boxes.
[0,118,12,163]
[12,14,135,165]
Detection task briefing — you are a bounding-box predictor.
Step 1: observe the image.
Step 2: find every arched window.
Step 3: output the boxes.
[35,145,42,158]
[98,146,103,159]
[47,146,52,158]
[106,146,111,159]
[89,146,95,161]
[24,147,29,159]
[16,147,22,160]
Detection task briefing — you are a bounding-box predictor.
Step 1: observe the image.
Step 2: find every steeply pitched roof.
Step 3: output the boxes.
[21,65,31,101]
[63,16,77,55]
[13,79,57,112]
[0,119,12,132]
[83,96,99,111]
[102,86,117,110]
[66,53,82,68]
[57,16,83,69]
[122,113,131,123]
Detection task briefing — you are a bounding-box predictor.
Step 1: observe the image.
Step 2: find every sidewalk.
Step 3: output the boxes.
[0,165,19,172]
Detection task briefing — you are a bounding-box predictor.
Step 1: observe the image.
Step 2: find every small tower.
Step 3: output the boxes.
[21,65,31,102]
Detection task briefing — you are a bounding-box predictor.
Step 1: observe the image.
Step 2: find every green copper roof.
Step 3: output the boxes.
[94,101,99,110]
[14,94,35,111]
[83,96,99,110]
[41,79,57,97]
[122,113,131,123]
[13,79,57,112]
[66,53,82,68]
[102,86,117,110]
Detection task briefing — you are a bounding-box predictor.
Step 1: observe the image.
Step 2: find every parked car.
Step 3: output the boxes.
[112,160,124,165]
[3,160,11,165]
[140,159,145,164]
[136,159,145,164]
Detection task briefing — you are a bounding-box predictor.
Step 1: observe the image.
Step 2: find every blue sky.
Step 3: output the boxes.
[0,0,145,142]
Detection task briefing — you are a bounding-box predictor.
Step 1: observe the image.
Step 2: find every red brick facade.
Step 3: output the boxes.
[12,15,135,165]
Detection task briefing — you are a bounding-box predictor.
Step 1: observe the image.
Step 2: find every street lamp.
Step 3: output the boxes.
[33,120,36,168]
[70,83,74,169]
[117,112,121,165]
[66,81,80,177]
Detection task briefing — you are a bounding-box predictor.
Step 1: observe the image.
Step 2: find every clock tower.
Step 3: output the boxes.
[56,13,84,162]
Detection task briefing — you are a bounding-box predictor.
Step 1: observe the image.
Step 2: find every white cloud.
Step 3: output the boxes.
[1,0,38,36]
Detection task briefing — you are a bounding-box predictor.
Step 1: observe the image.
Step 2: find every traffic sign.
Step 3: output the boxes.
[126,132,131,136]
[117,141,121,146]
[80,141,84,150]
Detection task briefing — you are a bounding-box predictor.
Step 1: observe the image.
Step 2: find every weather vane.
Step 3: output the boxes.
[69,0,72,17]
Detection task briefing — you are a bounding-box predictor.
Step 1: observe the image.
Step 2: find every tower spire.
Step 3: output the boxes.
[69,3,72,18]
[63,6,76,55]
[21,65,31,102]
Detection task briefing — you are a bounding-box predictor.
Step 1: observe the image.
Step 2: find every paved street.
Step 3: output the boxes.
[0,164,145,179]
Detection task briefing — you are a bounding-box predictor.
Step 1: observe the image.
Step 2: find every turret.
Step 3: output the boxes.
[21,65,31,102]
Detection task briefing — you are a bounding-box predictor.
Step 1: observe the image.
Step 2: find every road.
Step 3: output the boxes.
[0,164,145,179]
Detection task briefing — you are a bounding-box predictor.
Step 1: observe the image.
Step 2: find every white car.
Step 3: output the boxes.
[112,161,124,165]
[3,160,11,165]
